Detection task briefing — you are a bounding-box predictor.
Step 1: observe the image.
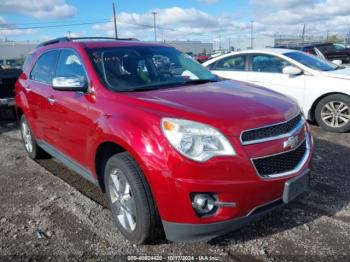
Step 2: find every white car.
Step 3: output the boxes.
[203,49,350,132]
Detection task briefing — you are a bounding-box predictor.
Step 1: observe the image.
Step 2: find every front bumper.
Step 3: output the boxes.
[163,169,310,242]
[0,97,15,107]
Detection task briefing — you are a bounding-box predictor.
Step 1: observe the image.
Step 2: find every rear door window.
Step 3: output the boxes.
[212,55,246,71]
[30,50,59,84]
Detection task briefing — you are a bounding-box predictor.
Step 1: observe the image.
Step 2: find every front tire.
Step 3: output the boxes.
[104,152,162,244]
[315,94,350,133]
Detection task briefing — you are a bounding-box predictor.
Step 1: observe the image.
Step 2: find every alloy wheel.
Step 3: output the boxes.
[21,121,33,153]
[321,101,350,128]
[108,169,137,232]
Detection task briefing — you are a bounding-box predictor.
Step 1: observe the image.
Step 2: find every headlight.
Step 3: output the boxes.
[161,118,236,162]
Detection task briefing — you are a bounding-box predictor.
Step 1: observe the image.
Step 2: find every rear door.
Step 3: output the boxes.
[209,54,248,81]
[27,50,59,140]
[246,53,306,108]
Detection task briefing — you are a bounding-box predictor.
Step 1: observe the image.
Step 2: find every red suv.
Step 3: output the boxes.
[16,37,313,243]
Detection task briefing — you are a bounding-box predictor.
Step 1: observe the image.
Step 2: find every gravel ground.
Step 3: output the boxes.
[0,109,349,262]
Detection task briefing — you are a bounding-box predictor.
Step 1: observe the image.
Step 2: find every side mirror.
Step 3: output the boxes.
[332,60,343,66]
[52,76,88,92]
[283,66,302,76]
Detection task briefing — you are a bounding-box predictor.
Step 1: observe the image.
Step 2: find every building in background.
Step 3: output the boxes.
[0,41,38,68]
[229,37,275,51]
[165,40,213,55]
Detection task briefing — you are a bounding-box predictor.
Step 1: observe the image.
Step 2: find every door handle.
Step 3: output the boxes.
[47,97,55,104]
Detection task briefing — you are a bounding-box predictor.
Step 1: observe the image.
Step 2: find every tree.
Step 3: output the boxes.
[326,34,343,43]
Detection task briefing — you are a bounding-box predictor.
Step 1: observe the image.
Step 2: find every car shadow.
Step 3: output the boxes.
[36,158,108,208]
[208,136,350,246]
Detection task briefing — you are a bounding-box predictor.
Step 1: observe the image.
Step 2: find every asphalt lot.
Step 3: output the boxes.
[0,109,349,262]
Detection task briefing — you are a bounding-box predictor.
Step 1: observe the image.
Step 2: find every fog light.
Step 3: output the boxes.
[192,193,216,215]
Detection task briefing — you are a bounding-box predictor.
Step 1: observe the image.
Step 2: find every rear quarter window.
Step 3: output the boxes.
[30,50,59,84]
[22,54,34,71]
[212,55,246,71]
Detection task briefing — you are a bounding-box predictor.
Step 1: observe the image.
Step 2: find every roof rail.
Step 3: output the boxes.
[71,37,139,41]
[37,37,139,48]
[37,37,70,47]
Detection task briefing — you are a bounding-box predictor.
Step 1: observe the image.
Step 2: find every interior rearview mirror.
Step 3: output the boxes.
[332,60,343,66]
[52,76,88,92]
[283,66,302,76]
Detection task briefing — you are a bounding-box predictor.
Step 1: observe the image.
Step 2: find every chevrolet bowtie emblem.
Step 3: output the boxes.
[284,136,299,149]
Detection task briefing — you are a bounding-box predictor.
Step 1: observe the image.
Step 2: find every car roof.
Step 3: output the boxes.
[203,48,303,66]
[35,37,172,51]
[82,40,170,49]
[226,48,297,56]
[303,43,332,48]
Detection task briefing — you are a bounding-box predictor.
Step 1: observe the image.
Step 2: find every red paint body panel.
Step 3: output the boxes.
[15,40,313,226]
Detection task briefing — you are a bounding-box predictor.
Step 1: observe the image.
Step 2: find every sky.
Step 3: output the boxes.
[0,0,350,48]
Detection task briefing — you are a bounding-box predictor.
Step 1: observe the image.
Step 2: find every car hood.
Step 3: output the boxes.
[320,66,350,80]
[125,80,299,136]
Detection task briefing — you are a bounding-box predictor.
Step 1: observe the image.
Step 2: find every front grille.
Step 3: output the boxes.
[241,115,302,144]
[252,140,307,177]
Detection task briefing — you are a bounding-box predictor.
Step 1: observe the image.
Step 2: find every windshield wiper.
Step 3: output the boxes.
[119,79,219,92]
[184,79,219,85]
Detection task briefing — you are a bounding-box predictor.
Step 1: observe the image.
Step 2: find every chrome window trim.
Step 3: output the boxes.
[251,134,311,179]
[240,114,305,146]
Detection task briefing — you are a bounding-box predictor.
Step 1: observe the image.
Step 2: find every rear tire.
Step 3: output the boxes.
[315,94,350,133]
[20,115,50,159]
[104,152,162,244]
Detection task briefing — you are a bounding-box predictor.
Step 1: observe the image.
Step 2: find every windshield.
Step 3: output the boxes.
[284,51,338,71]
[88,45,218,91]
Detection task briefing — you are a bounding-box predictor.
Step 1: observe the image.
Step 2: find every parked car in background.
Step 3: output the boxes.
[16,37,313,243]
[203,49,350,132]
[302,43,350,63]
[0,67,22,109]
[196,53,210,63]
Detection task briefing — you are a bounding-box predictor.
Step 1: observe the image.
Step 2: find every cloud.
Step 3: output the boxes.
[93,7,246,42]
[197,0,220,5]
[0,15,36,37]
[251,0,350,35]
[90,2,350,50]
[0,0,76,19]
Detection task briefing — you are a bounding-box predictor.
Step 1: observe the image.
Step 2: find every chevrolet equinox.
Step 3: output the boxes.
[15,37,313,243]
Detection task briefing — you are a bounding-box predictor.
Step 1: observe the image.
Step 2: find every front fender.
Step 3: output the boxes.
[88,113,183,220]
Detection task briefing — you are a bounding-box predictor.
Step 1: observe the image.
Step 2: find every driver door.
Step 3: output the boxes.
[246,54,306,108]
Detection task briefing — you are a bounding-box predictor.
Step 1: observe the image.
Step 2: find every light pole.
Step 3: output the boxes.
[250,20,254,49]
[152,12,157,41]
[113,2,118,38]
